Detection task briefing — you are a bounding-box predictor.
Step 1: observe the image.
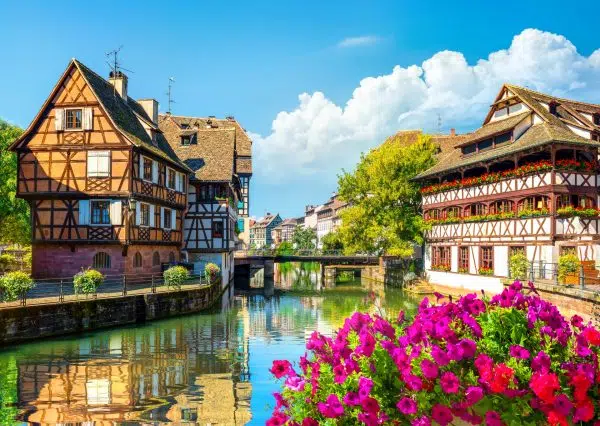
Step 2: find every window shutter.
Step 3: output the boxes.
[139,155,144,179]
[160,207,164,229]
[136,202,141,225]
[55,109,65,131]
[110,200,122,225]
[171,209,176,230]
[152,161,158,183]
[175,172,180,192]
[149,204,155,227]
[100,151,110,176]
[83,107,93,130]
[79,200,90,225]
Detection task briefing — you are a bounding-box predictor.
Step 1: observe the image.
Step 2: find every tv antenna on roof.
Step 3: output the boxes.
[167,77,176,114]
[106,45,134,96]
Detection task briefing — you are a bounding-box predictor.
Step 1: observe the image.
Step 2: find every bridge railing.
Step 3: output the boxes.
[235,249,373,257]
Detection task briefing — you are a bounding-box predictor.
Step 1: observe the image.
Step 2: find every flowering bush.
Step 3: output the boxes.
[458,267,469,274]
[421,159,598,196]
[557,206,600,219]
[204,262,220,283]
[268,281,600,426]
[163,265,189,289]
[431,264,451,272]
[0,271,34,302]
[478,267,494,276]
[558,254,580,284]
[73,268,104,294]
[509,252,529,280]
[517,208,549,218]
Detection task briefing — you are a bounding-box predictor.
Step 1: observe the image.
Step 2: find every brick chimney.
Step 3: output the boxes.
[108,71,128,100]
[450,128,456,137]
[138,99,159,124]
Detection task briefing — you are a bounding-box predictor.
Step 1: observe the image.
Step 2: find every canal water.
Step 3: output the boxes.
[0,263,419,425]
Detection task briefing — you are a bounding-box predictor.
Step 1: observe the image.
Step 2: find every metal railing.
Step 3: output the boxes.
[235,249,370,257]
[0,272,214,308]
[510,261,600,292]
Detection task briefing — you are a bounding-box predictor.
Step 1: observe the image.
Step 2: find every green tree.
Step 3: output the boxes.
[0,120,29,245]
[292,226,317,251]
[321,230,344,252]
[337,133,437,256]
[276,241,295,256]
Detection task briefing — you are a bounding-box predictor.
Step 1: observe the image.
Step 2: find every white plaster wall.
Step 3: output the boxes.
[494,246,509,277]
[424,245,432,269]
[568,125,591,139]
[533,114,544,124]
[451,246,459,272]
[513,116,532,140]
[427,270,504,294]
[469,245,479,274]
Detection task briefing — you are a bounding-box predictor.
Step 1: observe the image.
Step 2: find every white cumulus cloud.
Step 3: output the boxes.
[337,35,381,48]
[252,28,600,181]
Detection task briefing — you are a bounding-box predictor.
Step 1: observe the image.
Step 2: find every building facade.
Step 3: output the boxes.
[11,60,189,278]
[414,84,600,292]
[249,214,282,249]
[316,195,347,247]
[159,114,250,284]
[271,218,302,244]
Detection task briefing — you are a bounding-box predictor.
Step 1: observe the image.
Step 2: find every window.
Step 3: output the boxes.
[181,135,191,145]
[480,247,494,270]
[163,208,172,229]
[510,246,525,256]
[143,157,153,181]
[459,247,469,271]
[140,203,150,226]
[445,207,461,219]
[490,200,513,214]
[440,247,450,268]
[237,218,245,232]
[549,102,558,116]
[426,209,441,220]
[87,151,110,177]
[93,252,111,269]
[495,132,512,146]
[478,138,493,151]
[593,113,600,126]
[168,252,175,263]
[167,168,176,189]
[462,144,477,155]
[465,203,486,217]
[518,196,548,212]
[432,247,450,269]
[65,109,82,130]
[152,252,160,266]
[91,201,110,225]
[134,252,142,268]
[212,221,224,238]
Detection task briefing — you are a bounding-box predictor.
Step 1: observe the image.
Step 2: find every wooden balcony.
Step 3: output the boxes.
[132,178,186,207]
[422,171,599,207]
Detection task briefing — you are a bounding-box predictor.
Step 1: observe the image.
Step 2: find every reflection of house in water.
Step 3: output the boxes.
[16,313,252,425]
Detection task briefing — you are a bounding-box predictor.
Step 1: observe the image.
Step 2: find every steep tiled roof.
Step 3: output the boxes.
[160,114,253,174]
[415,84,600,180]
[159,115,235,182]
[74,60,188,170]
[252,214,280,228]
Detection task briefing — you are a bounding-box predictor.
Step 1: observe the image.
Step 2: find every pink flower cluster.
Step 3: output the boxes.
[268,280,600,425]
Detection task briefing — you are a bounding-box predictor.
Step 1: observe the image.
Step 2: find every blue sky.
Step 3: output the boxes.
[2,0,600,218]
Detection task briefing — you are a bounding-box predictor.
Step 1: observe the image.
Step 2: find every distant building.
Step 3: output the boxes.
[316,195,347,247]
[304,204,323,231]
[271,218,302,244]
[250,213,282,248]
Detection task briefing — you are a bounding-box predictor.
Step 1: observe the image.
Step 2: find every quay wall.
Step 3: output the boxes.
[0,281,223,346]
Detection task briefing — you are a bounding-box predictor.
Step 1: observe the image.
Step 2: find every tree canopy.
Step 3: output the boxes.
[336,132,437,256]
[0,120,29,246]
[292,226,317,251]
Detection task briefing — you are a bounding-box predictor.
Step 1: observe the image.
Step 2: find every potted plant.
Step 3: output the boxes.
[204,263,221,283]
[558,253,579,285]
[73,268,104,296]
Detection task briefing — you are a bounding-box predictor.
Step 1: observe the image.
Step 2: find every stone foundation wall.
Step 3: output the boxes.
[0,281,222,346]
[32,243,181,278]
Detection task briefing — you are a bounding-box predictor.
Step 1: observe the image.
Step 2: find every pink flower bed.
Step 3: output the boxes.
[268,281,600,425]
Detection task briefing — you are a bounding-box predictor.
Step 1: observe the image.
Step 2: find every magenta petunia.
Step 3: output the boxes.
[317,394,344,418]
[397,397,417,415]
[270,360,293,379]
[509,344,530,359]
[361,396,380,414]
[465,386,484,406]
[431,404,453,426]
[420,358,439,380]
[342,391,360,406]
[440,371,460,394]
[485,411,503,426]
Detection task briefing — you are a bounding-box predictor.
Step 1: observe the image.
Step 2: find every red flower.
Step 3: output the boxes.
[547,411,568,426]
[582,328,600,346]
[490,363,514,393]
[270,360,293,379]
[530,372,560,404]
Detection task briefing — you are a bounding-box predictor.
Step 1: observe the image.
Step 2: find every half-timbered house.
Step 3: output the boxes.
[250,214,282,249]
[414,84,600,292]
[10,59,190,278]
[159,114,247,284]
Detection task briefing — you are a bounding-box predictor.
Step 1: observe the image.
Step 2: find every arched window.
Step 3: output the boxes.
[444,207,461,219]
[168,252,175,263]
[134,252,142,268]
[92,252,110,269]
[518,196,549,212]
[557,194,595,209]
[490,200,513,214]
[426,209,441,220]
[465,203,486,217]
[152,252,160,266]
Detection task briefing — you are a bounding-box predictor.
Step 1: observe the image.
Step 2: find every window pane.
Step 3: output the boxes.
[462,144,476,155]
[478,138,493,151]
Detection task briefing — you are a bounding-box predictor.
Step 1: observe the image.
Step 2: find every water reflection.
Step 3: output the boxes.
[0,263,418,425]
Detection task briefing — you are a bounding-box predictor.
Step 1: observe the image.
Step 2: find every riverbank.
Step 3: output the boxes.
[0,279,227,346]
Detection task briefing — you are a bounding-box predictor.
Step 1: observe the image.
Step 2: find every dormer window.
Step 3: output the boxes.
[181,134,196,145]
[65,109,82,130]
[593,113,600,126]
[461,144,477,156]
[549,102,558,116]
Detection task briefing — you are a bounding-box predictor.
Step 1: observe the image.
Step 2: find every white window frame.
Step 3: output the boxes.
[139,202,151,227]
[90,199,112,226]
[87,150,111,178]
[166,168,176,190]
[65,108,83,131]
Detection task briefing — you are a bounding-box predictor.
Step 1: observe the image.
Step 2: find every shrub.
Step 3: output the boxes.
[268,280,600,426]
[163,265,189,289]
[204,263,220,283]
[402,272,417,285]
[558,253,580,284]
[0,254,16,271]
[276,241,295,256]
[0,271,34,302]
[73,269,104,294]
[22,251,32,269]
[509,252,530,280]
